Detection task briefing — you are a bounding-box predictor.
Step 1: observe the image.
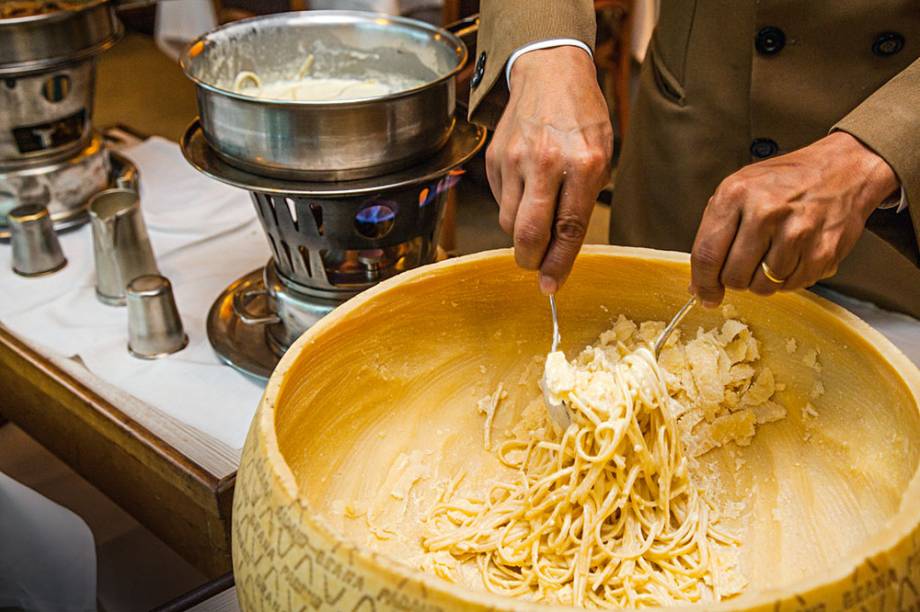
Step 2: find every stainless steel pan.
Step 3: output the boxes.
[0,0,122,76]
[180,10,467,182]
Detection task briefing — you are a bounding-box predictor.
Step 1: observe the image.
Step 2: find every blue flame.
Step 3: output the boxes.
[355,203,396,224]
[419,170,465,208]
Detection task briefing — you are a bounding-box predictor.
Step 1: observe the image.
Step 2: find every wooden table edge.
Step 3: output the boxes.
[0,324,235,576]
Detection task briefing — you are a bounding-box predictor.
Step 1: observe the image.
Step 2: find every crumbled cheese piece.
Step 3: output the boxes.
[803,403,819,419]
[685,336,730,418]
[721,303,739,319]
[476,383,506,450]
[734,453,746,473]
[802,348,822,372]
[344,504,365,519]
[419,550,456,581]
[811,381,825,400]
[388,450,429,502]
[690,409,756,455]
[712,409,757,446]
[742,368,775,406]
[785,338,798,354]
[723,325,760,363]
[752,400,787,425]
[638,320,666,344]
[729,363,756,384]
[721,319,749,344]
[329,498,364,520]
[613,314,638,343]
[368,523,396,540]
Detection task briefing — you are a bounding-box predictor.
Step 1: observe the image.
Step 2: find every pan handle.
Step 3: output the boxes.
[232,288,281,326]
[443,14,479,41]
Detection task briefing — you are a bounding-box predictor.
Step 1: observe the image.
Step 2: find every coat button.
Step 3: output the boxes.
[750,138,778,159]
[471,51,487,88]
[873,32,904,56]
[755,26,786,55]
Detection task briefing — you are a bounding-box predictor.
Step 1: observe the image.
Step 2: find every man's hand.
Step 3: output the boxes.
[690,132,899,306]
[486,46,613,294]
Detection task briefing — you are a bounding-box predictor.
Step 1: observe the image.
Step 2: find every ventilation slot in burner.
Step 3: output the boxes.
[309,203,324,236]
[297,246,312,278]
[284,197,298,231]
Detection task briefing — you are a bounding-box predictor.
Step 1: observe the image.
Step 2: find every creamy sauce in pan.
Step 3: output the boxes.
[242,76,420,101]
[230,54,424,102]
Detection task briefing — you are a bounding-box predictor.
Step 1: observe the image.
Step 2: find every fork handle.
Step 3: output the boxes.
[654,296,697,357]
[549,295,561,353]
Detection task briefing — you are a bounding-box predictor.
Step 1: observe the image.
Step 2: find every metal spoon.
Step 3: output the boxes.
[542,295,573,430]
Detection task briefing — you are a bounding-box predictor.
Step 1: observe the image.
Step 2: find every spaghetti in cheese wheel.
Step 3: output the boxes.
[422,341,749,608]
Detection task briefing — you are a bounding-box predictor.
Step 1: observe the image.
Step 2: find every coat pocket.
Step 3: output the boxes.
[647,0,698,104]
[648,42,686,104]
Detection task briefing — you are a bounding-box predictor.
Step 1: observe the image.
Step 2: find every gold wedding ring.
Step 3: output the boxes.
[761,261,786,285]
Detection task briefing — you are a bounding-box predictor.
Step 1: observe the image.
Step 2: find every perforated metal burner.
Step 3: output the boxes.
[250,172,462,296]
[183,115,485,295]
[185,115,485,377]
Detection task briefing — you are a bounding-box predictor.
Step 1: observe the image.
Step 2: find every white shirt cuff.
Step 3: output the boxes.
[505,39,593,90]
[879,188,908,213]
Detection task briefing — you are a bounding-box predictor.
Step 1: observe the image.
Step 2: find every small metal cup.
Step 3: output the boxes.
[8,204,67,277]
[89,188,159,306]
[126,274,189,359]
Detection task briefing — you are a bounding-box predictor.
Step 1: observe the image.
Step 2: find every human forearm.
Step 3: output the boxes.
[833,56,920,257]
[470,0,597,128]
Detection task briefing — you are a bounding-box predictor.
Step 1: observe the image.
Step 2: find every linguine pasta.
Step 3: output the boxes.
[420,316,770,607]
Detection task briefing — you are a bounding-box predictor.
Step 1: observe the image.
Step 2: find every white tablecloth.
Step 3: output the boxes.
[0,137,269,451]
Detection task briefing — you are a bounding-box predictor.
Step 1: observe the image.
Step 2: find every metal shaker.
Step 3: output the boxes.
[126,274,189,359]
[8,204,67,276]
[89,188,159,306]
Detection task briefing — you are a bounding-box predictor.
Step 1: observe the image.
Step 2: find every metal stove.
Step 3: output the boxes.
[0,0,136,239]
[182,117,486,379]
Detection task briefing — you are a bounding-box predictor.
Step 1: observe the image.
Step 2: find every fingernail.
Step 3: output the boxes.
[539,274,558,296]
[702,299,720,309]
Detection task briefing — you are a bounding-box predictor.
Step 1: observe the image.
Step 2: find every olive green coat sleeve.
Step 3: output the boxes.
[468,0,596,128]
[834,57,920,259]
